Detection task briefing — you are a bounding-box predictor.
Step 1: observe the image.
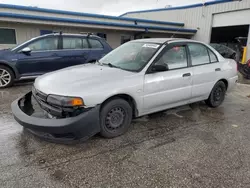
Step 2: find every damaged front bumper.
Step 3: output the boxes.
[11,91,101,143]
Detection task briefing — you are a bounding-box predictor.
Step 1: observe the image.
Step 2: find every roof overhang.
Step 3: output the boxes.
[0,12,197,35]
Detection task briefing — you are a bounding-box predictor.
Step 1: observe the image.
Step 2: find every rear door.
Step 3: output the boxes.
[53,36,90,70]
[188,42,221,102]
[88,38,107,61]
[16,36,60,76]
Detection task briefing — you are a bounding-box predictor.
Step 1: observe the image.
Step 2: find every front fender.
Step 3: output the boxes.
[0,60,20,79]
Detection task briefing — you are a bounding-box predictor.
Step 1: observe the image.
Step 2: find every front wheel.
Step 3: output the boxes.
[0,65,14,88]
[205,81,226,108]
[100,98,132,138]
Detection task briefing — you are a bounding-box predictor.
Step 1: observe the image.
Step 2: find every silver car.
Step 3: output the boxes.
[11,38,238,142]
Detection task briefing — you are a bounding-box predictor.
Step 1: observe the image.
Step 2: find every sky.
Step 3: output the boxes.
[0,0,206,16]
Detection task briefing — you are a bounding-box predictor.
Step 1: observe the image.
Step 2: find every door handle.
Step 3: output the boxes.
[182,73,191,77]
[215,68,221,71]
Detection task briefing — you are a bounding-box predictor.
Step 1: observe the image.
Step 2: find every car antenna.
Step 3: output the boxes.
[170,26,182,38]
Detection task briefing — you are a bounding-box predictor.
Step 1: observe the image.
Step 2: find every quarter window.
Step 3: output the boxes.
[27,37,58,51]
[188,43,210,66]
[0,28,16,44]
[88,39,103,49]
[63,37,85,49]
[208,49,218,63]
[155,45,188,70]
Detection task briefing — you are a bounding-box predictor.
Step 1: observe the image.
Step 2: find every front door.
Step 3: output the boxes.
[143,43,193,114]
[16,36,60,76]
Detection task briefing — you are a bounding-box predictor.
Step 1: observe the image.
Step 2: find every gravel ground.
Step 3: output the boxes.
[1,81,250,188]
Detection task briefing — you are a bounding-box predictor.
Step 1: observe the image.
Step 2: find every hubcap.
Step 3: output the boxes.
[105,107,125,130]
[0,69,11,87]
[214,87,223,101]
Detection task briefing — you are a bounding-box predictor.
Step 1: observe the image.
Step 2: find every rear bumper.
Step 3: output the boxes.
[228,75,238,91]
[11,91,100,143]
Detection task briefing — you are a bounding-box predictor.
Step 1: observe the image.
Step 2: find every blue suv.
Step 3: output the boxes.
[0,33,112,88]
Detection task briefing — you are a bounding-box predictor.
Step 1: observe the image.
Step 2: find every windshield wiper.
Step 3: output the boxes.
[95,60,103,66]
[103,63,120,69]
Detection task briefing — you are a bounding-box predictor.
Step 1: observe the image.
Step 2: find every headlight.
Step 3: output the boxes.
[47,94,84,107]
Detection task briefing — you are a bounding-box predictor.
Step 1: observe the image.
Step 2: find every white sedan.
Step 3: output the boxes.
[12,38,238,142]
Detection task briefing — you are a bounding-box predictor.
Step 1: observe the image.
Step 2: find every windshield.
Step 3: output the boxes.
[11,37,37,51]
[99,42,160,72]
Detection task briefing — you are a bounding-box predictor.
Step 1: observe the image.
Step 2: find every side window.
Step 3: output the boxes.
[88,39,103,49]
[155,45,188,70]
[82,38,89,49]
[63,37,83,49]
[188,43,210,66]
[208,49,218,63]
[27,37,58,51]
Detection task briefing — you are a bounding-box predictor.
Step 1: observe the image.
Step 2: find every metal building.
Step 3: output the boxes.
[121,0,250,61]
[0,4,196,49]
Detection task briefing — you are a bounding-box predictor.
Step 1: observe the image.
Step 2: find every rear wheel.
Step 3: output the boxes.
[205,81,226,108]
[0,65,14,88]
[100,98,132,138]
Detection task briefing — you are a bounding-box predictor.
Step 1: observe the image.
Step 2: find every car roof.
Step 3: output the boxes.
[40,33,101,38]
[132,38,195,44]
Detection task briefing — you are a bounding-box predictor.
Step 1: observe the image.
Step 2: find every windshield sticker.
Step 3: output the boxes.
[142,44,160,49]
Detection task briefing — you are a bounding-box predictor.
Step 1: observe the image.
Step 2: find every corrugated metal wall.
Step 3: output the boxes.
[123,1,250,43]
[0,22,139,49]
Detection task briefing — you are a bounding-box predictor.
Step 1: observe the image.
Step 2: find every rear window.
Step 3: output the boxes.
[188,43,210,66]
[63,37,83,49]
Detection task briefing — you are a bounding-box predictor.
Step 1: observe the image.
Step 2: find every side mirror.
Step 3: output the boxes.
[21,47,31,54]
[151,64,169,72]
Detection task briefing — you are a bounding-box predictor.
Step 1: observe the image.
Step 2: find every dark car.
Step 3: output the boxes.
[210,43,250,79]
[0,33,112,88]
[210,43,240,62]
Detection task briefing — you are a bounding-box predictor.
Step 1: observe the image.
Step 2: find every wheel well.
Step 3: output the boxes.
[101,94,138,117]
[0,63,16,78]
[218,79,228,90]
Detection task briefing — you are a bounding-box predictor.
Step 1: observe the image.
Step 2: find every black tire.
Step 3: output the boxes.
[0,65,14,88]
[205,81,226,108]
[100,98,132,138]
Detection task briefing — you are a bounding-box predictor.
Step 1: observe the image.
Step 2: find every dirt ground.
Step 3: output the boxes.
[1,81,250,188]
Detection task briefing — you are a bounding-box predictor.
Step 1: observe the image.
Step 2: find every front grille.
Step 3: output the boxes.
[32,86,47,102]
[32,86,63,117]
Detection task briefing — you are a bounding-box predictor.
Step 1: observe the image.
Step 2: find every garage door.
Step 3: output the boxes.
[213,9,250,27]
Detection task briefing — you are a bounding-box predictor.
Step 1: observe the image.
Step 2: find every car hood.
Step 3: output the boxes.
[0,49,12,57]
[34,63,136,96]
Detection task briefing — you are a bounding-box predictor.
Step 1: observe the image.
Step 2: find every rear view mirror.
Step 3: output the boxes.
[21,47,31,54]
[152,64,169,72]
